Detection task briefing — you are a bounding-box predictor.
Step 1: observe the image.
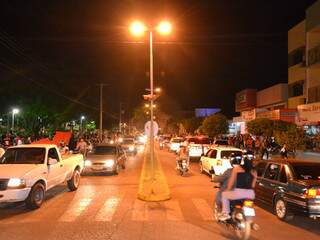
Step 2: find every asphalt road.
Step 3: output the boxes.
[0,146,319,240]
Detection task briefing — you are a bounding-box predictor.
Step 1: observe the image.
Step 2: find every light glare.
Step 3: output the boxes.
[157,21,172,35]
[130,21,146,36]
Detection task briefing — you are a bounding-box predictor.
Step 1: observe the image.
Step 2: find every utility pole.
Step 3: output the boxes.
[98,83,107,142]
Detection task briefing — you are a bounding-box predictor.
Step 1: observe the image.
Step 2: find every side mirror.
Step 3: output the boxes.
[48,158,58,165]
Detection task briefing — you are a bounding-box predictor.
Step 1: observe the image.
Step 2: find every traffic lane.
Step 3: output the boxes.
[0,152,144,223]
[158,148,320,240]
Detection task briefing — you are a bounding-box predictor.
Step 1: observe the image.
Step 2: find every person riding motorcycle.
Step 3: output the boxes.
[219,156,257,221]
[176,145,189,170]
[212,153,242,210]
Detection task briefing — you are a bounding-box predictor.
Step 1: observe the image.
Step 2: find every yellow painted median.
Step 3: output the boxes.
[137,142,171,201]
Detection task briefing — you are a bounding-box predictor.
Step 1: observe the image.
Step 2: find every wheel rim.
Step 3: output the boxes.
[34,188,44,204]
[74,171,80,187]
[276,200,286,218]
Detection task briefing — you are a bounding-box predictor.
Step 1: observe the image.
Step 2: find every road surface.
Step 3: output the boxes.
[0,146,319,240]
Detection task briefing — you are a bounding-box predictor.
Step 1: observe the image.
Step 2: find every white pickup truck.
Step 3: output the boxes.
[0,144,84,209]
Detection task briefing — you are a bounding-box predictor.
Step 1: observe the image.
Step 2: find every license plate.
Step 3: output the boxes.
[243,207,255,216]
[93,166,104,171]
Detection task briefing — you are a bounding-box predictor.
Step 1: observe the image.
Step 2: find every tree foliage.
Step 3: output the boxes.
[200,113,228,137]
[274,125,305,152]
[181,117,203,134]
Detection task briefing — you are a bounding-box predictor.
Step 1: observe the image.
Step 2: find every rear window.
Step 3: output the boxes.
[188,138,211,144]
[292,164,320,180]
[0,148,45,164]
[220,150,242,159]
[214,140,228,145]
[123,139,134,144]
[94,146,116,155]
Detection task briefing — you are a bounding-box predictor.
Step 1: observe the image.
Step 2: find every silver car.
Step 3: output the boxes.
[82,144,127,175]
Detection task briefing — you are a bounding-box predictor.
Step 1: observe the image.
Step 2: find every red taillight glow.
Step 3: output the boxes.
[305,189,320,198]
[243,200,254,207]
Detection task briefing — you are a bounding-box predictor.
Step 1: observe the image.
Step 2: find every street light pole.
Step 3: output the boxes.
[98,83,106,142]
[149,30,155,175]
[11,108,19,130]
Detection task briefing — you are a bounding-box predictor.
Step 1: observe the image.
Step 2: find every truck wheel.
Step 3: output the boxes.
[67,169,80,191]
[25,182,45,210]
[274,197,294,221]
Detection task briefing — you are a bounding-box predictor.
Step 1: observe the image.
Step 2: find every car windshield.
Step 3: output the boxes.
[221,150,243,159]
[292,164,320,180]
[0,148,45,164]
[172,139,183,143]
[123,139,134,144]
[188,138,211,144]
[94,146,116,155]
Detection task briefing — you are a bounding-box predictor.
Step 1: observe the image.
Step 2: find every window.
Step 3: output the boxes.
[220,150,242,159]
[279,167,288,183]
[94,146,116,155]
[288,81,304,98]
[210,150,217,158]
[48,148,59,161]
[205,150,212,157]
[291,164,320,180]
[0,148,45,164]
[256,162,267,177]
[264,164,280,180]
[288,47,305,67]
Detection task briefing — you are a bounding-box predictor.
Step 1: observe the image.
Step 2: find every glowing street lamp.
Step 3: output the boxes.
[130,20,172,178]
[11,108,20,130]
[80,115,85,133]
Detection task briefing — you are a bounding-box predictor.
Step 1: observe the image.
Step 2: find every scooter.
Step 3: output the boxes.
[176,158,189,176]
[214,199,259,240]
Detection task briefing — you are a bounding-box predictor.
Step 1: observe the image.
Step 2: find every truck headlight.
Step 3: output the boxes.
[129,145,135,151]
[84,160,92,167]
[105,159,115,168]
[7,178,26,188]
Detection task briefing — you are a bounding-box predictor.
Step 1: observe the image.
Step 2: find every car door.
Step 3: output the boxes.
[259,163,281,204]
[201,149,212,172]
[207,149,217,173]
[255,161,269,203]
[47,148,65,189]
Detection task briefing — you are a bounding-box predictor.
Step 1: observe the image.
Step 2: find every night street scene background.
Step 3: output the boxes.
[0,1,320,240]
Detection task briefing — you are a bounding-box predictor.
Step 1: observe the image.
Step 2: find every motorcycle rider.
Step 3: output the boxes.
[176,145,189,170]
[219,156,257,221]
[212,153,242,210]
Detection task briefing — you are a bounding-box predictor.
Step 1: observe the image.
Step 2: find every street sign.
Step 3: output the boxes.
[144,121,159,136]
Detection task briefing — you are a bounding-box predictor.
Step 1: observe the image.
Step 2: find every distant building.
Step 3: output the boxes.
[195,108,221,118]
[288,1,320,134]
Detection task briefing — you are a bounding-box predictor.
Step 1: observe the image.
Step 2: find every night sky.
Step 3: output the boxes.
[0,0,316,125]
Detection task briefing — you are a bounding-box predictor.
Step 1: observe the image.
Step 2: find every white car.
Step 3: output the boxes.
[0,144,84,209]
[169,137,184,153]
[185,136,212,160]
[199,146,242,176]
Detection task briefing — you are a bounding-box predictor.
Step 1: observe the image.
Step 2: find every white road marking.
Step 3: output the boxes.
[191,198,214,221]
[131,200,148,221]
[164,200,184,221]
[59,198,92,222]
[95,197,120,222]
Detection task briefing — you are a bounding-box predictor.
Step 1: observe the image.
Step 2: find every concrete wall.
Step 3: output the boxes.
[306,0,320,32]
[288,64,306,84]
[288,96,306,109]
[288,20,305,53]
[256,83,288,108]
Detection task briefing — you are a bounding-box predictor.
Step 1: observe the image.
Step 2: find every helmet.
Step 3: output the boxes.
[230,153,242,166]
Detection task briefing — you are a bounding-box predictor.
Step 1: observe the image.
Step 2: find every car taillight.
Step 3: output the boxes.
[305,188,320,199]
[243,200,254,207]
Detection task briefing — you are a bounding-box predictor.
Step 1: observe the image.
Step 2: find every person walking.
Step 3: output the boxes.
[280,144,288,159]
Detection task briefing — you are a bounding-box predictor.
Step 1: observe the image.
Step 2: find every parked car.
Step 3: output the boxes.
[199,146,242,177]
[83,144,127,175]
[0,144,84,209]
[185,136,212,161]
[121,138,137,155]
[159,135,171,150]
[254,159,320,221]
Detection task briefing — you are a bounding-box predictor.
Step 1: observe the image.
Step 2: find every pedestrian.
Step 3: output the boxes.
[280,144,288,159]
[76,137,88,158]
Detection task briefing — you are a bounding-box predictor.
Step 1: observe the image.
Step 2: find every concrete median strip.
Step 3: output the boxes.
[137,142,171,201]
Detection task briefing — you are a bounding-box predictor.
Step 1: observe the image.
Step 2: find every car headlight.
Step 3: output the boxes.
[84,160,92,167]
[129,145,135,151]
[7,178,26,188]
[105,159,115,168]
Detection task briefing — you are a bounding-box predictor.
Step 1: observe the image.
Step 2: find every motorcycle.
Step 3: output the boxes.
[176,158,189,176]
[214,199,259,240]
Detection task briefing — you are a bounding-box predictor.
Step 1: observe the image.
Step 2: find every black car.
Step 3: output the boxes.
[254,159,320,221]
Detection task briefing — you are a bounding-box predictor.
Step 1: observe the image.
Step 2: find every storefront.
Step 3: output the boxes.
[297,102,320,135]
